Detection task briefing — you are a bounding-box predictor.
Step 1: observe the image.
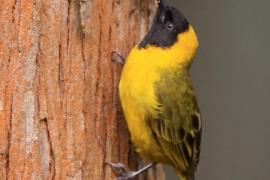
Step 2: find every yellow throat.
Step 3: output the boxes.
[129,25,198,70]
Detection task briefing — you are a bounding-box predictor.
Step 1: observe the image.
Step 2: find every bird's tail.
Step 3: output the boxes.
[178,174,195,180]
[174,168,195,180]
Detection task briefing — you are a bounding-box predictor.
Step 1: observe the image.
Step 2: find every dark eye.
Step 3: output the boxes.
[166,22,174,30]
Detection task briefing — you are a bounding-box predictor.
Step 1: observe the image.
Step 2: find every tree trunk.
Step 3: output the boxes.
[0,0,165,179]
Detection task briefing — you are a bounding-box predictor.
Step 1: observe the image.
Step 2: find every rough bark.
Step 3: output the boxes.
[0,0,165,179]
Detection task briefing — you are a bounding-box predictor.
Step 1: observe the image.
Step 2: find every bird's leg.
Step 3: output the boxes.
[107,162,156,180]
[111,51,125,65]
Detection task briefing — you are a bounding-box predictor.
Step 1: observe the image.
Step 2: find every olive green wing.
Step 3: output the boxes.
[147,70,202,175]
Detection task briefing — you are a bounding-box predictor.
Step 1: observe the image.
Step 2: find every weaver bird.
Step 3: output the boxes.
[109,0,202,179]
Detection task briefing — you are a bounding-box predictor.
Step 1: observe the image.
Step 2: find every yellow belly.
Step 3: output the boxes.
[119,50,168,162]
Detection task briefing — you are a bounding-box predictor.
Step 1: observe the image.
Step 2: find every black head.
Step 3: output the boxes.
[139,1,189,49]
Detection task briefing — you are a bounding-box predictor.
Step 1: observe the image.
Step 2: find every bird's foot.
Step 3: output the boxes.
[107,162,156,180]
[111,51,125,65]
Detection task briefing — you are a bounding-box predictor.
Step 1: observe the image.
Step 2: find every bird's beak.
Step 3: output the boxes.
[156,0,167,23]
[157,0,166,10]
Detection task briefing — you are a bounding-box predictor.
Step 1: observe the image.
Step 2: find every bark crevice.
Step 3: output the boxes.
[5,91,14,178]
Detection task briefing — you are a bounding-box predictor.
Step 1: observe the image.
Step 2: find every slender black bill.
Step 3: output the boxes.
[157,0,166,10]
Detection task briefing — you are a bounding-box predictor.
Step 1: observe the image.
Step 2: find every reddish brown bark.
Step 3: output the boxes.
[0,0,165,179]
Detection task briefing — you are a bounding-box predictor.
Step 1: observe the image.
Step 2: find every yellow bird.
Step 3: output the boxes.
[110,0,202,179]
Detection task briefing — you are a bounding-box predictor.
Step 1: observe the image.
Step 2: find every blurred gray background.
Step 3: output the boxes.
[164,0,270,179]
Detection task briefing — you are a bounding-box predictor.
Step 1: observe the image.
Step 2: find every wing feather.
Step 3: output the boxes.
[147,69,202,176]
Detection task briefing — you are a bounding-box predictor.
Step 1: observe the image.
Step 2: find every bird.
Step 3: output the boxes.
[109,0,202,179]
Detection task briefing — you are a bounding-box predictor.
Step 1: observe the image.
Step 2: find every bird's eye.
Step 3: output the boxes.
[166,22,174,30]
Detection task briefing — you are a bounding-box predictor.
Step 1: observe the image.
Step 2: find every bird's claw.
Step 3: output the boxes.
[106,162,137,180]
[111,51,125,65]
[106,162,127,176]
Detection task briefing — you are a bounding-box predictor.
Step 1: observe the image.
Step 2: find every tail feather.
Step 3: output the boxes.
[178,174,195,180]
[174,168,195,180]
